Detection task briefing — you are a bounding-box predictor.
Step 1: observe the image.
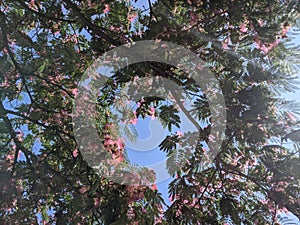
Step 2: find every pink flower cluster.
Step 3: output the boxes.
[254,37,280,54]
[103,124,125,164]
[103,4,110,14]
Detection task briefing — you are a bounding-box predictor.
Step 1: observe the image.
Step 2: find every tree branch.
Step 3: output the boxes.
[0,11,35,105]
[222,162,300,218]
[0,101,37,174]
[16,0,76,23]
[63,0,122,47]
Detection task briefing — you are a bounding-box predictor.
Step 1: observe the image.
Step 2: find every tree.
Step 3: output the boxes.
[0,0,299,224]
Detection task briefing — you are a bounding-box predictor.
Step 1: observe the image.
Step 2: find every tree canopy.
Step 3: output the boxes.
[0,0,300,224]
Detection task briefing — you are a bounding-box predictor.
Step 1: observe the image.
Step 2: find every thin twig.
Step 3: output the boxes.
[16,0,76,23]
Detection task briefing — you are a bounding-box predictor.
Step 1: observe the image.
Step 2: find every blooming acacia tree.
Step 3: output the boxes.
[0,0,300,224]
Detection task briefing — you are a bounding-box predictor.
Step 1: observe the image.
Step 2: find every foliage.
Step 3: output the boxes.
[0,0,300,224]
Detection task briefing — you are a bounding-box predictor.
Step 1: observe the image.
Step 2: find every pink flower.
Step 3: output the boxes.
[6,154,14,162]
[128,111,138,125]
[103,4,110,13]
[73,149,79,158]
[28,0,38,11]
[254,36,280,54]
[116,138,124,149]
[176,131,183,138]
[128,13,137,23]
[149,107,155,120]
[222,39,228,50]
[79,186,88,194]
[94,197,100,207]
[115,153,124,163]
[129,117,138,125]
[239,23,248,33]
[151,184,158,190]
[104,139,114,146]
[257,18,264,27]
[72,88,78,96]
[258,44,269,54]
